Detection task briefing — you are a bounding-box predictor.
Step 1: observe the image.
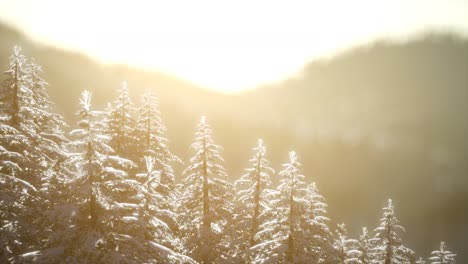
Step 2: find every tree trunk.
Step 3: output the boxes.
[201,134,211,264]
[287,178,295,263]
[11,61,20,128]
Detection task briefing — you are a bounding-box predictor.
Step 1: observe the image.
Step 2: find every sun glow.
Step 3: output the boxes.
[0,0,467,93]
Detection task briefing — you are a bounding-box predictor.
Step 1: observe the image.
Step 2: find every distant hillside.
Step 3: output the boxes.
[0,22,230,120]
[1,22,467,261]
[240,34,468,259]
[245,33,467,145]
[240,33,468,261]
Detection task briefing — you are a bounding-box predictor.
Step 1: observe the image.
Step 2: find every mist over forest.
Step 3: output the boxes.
[0,21,467,263]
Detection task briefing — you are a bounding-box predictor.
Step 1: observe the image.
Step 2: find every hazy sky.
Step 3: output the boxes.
[0,0,467,92]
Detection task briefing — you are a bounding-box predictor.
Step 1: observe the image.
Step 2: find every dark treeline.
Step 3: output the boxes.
[0,47,459,263]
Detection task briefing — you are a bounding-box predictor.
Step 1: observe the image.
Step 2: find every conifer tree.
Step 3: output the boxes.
[0,46,66,261]
[0,46,31,130]
[277,151,306,263]
[106,81,136,161]
[135,89,179,190]
[87,156,195,263]
[27,58,67,152]
[334,223,359,264]
[57,90,137,263]
[233,139,275,262]
[374,199,413,264]
[303,182,336,263]
[356,227,378,264]
[252,151,333,263]
[428,242,456,264]
[0,47,67,183]
[179,116,234,263]
[0,46,34,179]
[113,156,194,263]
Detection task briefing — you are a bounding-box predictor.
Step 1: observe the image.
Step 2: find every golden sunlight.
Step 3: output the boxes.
[0,0,467,92]
[0,0,467,263]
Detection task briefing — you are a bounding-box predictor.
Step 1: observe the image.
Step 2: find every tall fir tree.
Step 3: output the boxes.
[135,89,179,191]
[303,182,336,263]
[0,46,31,130]
[27,58,67,157]
[106,81,136,161]
[57,90,137,263]
[179,116,234,263]
[428,242,456,264]
[252,151,334,264]
[124,156,195,263]
[0,47,67,182]
[1,46,67,261]
[277,151,306,263]
[233,139,275,263]
[356,227,378,264]
[374,199,414,264]
[333,223,360,264]
[0,46,34,179]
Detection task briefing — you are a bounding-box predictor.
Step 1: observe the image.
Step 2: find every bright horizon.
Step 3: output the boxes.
[0,0,467,93]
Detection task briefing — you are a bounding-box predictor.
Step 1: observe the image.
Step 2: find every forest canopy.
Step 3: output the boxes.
[0,46,459,264]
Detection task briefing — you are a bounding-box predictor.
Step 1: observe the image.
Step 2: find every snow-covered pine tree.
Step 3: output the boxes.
[233,139,275,262]
[252,151,330,264]
[117,155,195,263]
[1,48,67,185]
[0,46,34,179]
[356,227,378,264]
[0,46,67,186]
[57,90,138,263]
[135,88,179,191]
[179,116,234,264]
[333,223,360,264]
[428,242,456,264]
[10,54,70,263]
[277,151,307,263]
[374,199,414,264]
[26,59,48,112]
[26,58,66,131]
[22,53,68,229]
[0,46,61,261]
[0,46,31,130]
[302,182,336,263]
[106,81,136,161]
[25,58,68,164]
